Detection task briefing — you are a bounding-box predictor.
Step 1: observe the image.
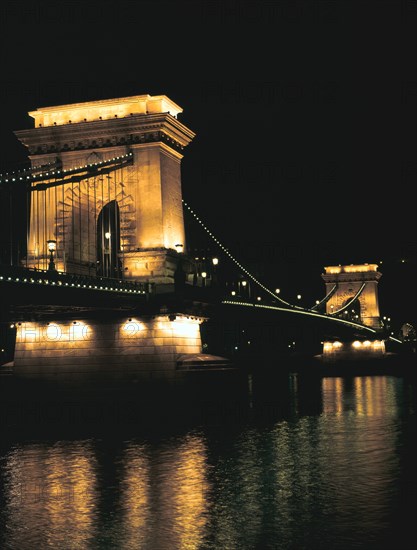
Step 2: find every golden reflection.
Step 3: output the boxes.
[3,441,97,549]
[172,434,209,550]
[151,433,209,550]
[322,377,344,415]
[119,444,151,549]
[317,377,401,525]
[354,376,396,417]
[321,376,398,418]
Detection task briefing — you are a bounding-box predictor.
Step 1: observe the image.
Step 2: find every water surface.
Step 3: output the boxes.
[0,371,415,549]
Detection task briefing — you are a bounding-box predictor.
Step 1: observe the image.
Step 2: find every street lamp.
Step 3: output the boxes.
[275,288,280,294]
[175,243,184,254]
[297,294,302,300]
[47,239,57,271]
[103,232,111,277]
[211,257,219,286]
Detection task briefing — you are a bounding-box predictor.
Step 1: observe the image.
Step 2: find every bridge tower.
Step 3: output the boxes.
[15,94,195,286]
[322,264,382,328]
[321,264,385,359]
[10,94,223,378]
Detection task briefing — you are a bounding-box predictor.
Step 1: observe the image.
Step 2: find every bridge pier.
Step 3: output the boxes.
[13,314,204,378]
[322,339,386,362]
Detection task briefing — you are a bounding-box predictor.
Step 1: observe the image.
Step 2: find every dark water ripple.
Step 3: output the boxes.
[0,372,415,550]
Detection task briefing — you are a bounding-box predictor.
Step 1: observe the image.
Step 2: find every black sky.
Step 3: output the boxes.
[0,0,415,323]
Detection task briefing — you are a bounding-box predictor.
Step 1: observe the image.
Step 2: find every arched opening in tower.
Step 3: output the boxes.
[97,200,120,278]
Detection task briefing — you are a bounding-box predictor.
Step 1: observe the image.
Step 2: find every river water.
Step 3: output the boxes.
[0,369,415,550]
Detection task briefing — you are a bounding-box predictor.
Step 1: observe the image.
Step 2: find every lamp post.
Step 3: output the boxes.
[211,257,219,286]
[241,279,251,299]
[201,271,207,287]
[47,240,57,271]
[104,231,111,277]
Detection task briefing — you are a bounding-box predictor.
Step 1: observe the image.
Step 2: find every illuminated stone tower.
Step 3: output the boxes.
[321,264,385,359]
[15,94,195,284]
[322,264,382,329]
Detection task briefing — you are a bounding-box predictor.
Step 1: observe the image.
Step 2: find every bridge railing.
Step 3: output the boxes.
[0,264,154,296]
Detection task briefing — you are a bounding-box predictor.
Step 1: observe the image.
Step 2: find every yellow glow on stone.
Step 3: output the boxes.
[322,339,385,356]
[15,321,93,343]
[69,322,92,341]
[121,320,144,337]
[325,264,379,274]
[171,316,202,339]
[45,324,62,341]
[29,94,183,127]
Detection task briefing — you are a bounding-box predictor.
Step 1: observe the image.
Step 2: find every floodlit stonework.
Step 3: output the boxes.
[11,94,211,377]
[14,315,203,377]
[322,264,382,328]
[15,94,195,283]
[322,264,385,359]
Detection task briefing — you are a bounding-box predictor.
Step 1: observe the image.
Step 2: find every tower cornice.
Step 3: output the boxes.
[322,271,382,283]
[15,113,195,156]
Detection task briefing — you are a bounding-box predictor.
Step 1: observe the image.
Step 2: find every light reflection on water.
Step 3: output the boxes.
[2,442,98,549]
[0,373,415,550]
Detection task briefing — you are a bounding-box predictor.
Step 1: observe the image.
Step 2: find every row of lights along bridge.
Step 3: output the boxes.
[39,242,394,325]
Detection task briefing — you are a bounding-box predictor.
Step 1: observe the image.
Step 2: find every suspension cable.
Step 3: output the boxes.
[222,300,378,334]
[182,199,304,309]
[181,199,388,335]
[310,284,338,310]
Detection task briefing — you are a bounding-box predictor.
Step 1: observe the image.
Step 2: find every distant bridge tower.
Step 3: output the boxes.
[15,94,195,285]
[322,264,382,329]
[321,264,385,359]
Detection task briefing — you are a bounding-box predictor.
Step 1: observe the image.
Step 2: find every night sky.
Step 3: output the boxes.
[0,0,415,326]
